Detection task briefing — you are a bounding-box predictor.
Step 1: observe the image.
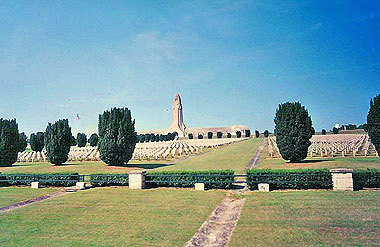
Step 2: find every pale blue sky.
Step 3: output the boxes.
[0,0,379,136]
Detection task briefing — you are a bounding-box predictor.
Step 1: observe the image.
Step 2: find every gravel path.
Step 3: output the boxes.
[0,191,67,214]
[245,139,265,171]
[185,197,246,247]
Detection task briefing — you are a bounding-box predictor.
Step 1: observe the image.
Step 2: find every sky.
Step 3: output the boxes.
[0,0,379,136]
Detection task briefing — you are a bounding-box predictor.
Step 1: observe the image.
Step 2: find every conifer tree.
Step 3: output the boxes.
[264,130,269,138]
[0,118,20,166]
[368,95,380,153]
[208,132,213,139]
[30,132,45,152]
[236,131,242,138]
[18,132,28,153]
[88,133,99,147]
[255,130,260,138]
[245,130,251,137]
[44,119,72,165]
[77,133,87,147]
[98,108,137,166]
[274,102,314,162]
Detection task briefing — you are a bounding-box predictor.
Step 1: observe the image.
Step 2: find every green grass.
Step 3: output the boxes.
[155,138,262,173]
[230,191,380,247]
[0,187,58,208]
[0,188,225,247]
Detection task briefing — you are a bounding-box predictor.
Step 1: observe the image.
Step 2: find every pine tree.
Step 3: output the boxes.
[227,133,232,138]
[18,132,28,153]
[245,130,251,137]
[264,130,269,138]
[208,132,213,139]
[255,130,260,138]
[30,132,45,152]
[44,119,72,165]
[333,127,339,134]
[188,133,193,139]
[274,102,314,162]
[236,131,242,138]
[217,132,222,138]
[368,95,380,153]
[322,129,327,135]
[88,133,99,147]
[77,133,87,147]
[98,108,137,166]
[0,118,20,166]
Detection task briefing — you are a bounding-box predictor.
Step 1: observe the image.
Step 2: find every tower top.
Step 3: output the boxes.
[168,93,186,137]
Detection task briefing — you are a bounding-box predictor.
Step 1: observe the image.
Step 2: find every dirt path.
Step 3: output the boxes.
[185,197,246,247]
[245,139,265,171]
[0,191,67,214]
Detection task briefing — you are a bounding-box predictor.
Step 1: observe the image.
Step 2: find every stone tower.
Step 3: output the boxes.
[168,93,186,137]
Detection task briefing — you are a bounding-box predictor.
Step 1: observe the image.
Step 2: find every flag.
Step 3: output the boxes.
[76,113,80,120]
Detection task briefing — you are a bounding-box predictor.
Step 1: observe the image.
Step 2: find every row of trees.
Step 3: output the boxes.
[137,132,176,143]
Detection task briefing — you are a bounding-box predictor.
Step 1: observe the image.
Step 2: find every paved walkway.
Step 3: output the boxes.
[245,139,265,171]
[185,197,246,247]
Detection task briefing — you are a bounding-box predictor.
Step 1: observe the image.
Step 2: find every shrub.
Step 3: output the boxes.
[0,173,80,187]
[30,132,45,152]
[236,131,241,138]
[88,133,99,147]
[150,133,156,142]
[217,132,222,138]
[255,130,260,138]
[70,134,77,146]
[0,119,20,167]
[98,107,137,166]
[227,133,231,138]
[333,127,339,134]
[159,134,164,142]
[263,130,269,138]
[368,95,380,153]
[274,102,314,162]
[245,130,251,137]
[90,174,129,187]
[145,133,151,142]
[352,169,380,190]
[45,119,72,165]
[188,133,193,139]
[146,170,235,189]
[208,132,213,139]
[156,134,160,142]
[198,134,203,139]
[18,132,28,153]
[77,133,87,147]
[139,134,145,143]
[322,129,327,135]
[246,169,332,190]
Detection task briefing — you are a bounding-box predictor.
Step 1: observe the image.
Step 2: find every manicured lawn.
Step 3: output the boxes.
[0,188,225,247]
[258,156,380,170]
[0,187,58,208]
[230,191,380,247]
[155,138,262,173]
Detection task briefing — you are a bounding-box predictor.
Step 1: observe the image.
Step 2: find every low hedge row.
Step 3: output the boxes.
[353,169,380,190]
[145,170,235,189]
[0,173,80,187]
[246,169,332,190]
[90,174,129,187]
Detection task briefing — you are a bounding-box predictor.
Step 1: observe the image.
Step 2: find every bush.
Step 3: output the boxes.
[236,131,241,138]
[90,174,129,187]
[274,102,314,162]
[245,130,251,137]
[30,132,45,152]
[368,95,380,153]
[0,118,20,167]
[263,130,269,138]
[139,134,145,143]
[88,133,99,147]
[145,133,151,142]
[98,107,137,166]
[159,134,164,142]
[333,127,339,134]
[18,132,28,153]
[45,119,72,165]
[0,173,80,187]
[146,170,235,189]
[255,130,260,138]
[352,169,380,190]
[77,133,87,147]
[70,134,77,146]
[188,133,193,139]
[227,133,231,138]
[322,129,327,135]
[155,134,160,142]
[150,133,156,142]
[246,169,332,190]
[198,134,203,139]
[208,132,213,139]
[217,132,222,138]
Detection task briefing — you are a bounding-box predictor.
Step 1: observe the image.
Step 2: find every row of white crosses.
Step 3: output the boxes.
[17,137,249,162]
[267,134,378,158]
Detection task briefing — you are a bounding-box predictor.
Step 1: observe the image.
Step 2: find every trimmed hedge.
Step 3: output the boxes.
[247,169,332,190]
[146,170,234,189]
[0,173,80,187]
[90,174,129,187]
[353,169,380,190]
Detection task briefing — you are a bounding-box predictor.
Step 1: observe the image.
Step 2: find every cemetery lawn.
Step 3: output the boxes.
[155,138,262,173]
[258,156,380,170]
[230,190,380,247]
[0,188,225,247]
[0,187,58,208]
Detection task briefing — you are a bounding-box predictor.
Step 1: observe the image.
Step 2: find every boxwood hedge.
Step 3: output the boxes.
[145,170,234,189]
[247,169,332,190]
[90,174,129,187]
[0,173,80,187]
[353,169,380,190]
